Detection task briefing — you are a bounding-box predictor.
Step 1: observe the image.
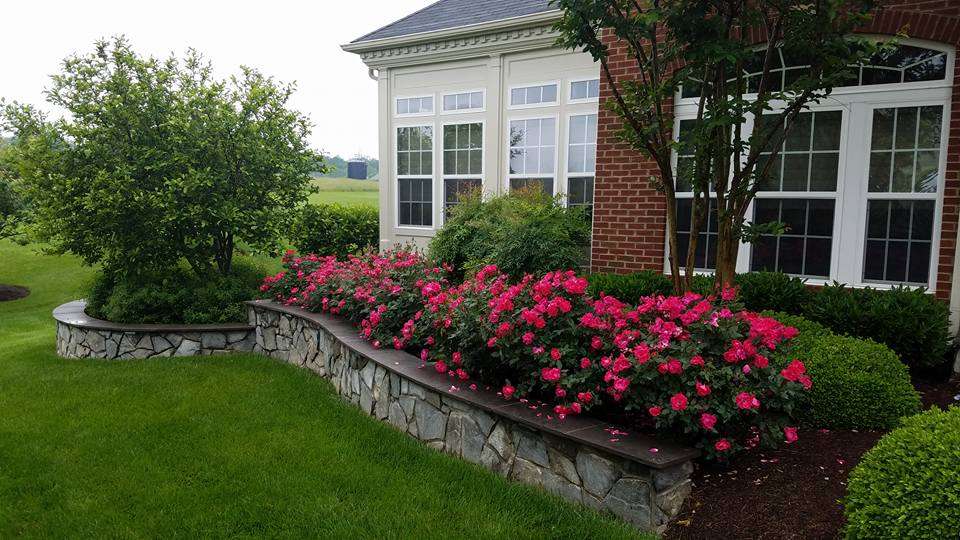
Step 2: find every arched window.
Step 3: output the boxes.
[671,41,953,290]
[681,43,949,98]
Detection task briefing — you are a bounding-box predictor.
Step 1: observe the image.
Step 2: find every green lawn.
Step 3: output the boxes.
[309,177,379,208]
[0,240,643,539]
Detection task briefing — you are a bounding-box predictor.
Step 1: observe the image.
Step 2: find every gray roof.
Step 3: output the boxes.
[352,0,556,43]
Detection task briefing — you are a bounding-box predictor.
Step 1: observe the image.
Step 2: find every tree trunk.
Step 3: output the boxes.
[714,220,738,290]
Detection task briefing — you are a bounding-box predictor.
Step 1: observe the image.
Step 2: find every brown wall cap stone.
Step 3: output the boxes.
[246,299,701,469]
[54,300,254,333]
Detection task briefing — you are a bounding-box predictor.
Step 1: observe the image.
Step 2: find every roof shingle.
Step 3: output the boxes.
[352,0,556,43]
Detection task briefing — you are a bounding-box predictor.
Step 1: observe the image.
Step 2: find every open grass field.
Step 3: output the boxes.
[309,177,379,208]
[0,239,643,539]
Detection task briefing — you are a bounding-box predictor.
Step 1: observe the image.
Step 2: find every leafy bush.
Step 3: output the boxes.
[587,271,673,301]
[844,406,960,539]
[263,251,812,459]
[291,203,378,259]
[804,283,951,370]
[87,260,267,324]
[734,272,810,314]
[429,191,590,279]
[766,312,920,429]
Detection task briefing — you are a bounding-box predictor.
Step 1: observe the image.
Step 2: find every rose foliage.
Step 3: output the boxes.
[262,249,811,459]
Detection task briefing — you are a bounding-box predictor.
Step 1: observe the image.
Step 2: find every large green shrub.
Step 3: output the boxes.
[844,406,960,539]
[86,260,267,324]
[804,283,951,370]
[766,312,921,429]
[734,272,810,314]
[587,271,673,301]
[429,191,590,278]
[292,203,378,259]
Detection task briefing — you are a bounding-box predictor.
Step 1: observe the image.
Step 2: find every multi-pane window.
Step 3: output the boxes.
[676,199,719,270]
[443,123,483,216]
[567,114,597,215]
[864,105,942,284]
[443,91,483,112]
[570,79,600,101]
[751,199,835,277]
[670,42,949,288]
[396,96,433,116]
[397,126,433,226]
[509,118,556,196]
[757,111,842,192]
[682,44,948,98]
[510,84,558,107]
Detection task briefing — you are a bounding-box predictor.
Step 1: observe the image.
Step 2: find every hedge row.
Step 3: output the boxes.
[588,271,952,370]
[291,203,378,259]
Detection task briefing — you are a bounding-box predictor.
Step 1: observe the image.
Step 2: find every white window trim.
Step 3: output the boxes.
[563,111,598,207]
[440,119,486,225]
[567,77,601,105]
[505,113,561,194]
[440,89,486,115]
[393,122,437,231]
[507,81,561,110]
[665,75,952,290]
[394,94,436,118]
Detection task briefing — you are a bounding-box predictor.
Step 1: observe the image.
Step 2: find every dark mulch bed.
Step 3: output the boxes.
[666,373,959,540]
[0,284,29,302]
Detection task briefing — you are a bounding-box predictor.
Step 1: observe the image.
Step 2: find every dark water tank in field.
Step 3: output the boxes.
[347,160,368,179]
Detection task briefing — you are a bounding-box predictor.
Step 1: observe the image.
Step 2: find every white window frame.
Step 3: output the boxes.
[505,113,560,195]
[507,81,561,110]
[563,112,598,208]
[394,94,435,118]
[440,119,485,224]
[440,89,486,115]
[567,78,601,104]
[394,122,437,231]
[666,39,954,290]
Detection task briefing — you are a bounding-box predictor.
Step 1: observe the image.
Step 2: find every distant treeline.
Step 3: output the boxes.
[316,155,379,180]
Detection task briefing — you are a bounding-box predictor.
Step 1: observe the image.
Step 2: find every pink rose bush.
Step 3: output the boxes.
[262,249,811,459]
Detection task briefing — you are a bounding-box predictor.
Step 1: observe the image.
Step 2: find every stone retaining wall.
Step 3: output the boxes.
[54,301,255,359]
[247,300,697,533]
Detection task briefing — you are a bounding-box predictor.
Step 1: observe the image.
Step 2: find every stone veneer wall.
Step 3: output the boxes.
[248,300,697,533]
[54,300,255,359]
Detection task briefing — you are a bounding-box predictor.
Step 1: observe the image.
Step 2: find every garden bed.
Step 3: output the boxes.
[53,300,255,359]
[0,284,29,302]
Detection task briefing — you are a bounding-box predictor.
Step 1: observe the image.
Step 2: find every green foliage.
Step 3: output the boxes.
[429,191,590,279]
[766,311,921,430]
[844,407,960,539]
[292,203,378,259]
[804,283,951,370]
[2,37,319,279]
[734,272,810,314]
[86,260,266,324]
[587,271,673,301]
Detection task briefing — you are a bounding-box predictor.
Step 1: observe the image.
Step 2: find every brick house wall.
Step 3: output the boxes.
[591,3,960,304]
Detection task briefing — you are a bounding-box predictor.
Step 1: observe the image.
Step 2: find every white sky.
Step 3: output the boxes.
[1,0,433,160]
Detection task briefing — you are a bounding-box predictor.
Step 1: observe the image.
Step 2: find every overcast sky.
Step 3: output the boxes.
[1,0,432,160]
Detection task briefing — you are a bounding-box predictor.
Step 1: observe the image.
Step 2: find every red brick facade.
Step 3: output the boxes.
[591,3,960,301]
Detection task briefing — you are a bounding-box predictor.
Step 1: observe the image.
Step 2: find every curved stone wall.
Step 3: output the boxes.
[54,301,255,359]
[247,300,697,533]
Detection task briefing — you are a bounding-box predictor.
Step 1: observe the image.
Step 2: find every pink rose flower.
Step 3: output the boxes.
[784,426,799,444]
[434,360,447,373]
[501,385,516,399]
[648,406,662,417]
[695,380,711,397]
[735,392,760,410]
[715,438,731,452]
[541,367,562,382]
[670,392,688,411]
[700,413,717,430]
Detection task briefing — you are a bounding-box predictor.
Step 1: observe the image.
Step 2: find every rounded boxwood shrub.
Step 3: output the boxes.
[291,203,378,259]
[587,271,673,301]
[765,311,921,429]
[844,406,960,539]
[429,191,590,279]
[87,259,267,324]
[803,283,951,370]
[734,272,810,314]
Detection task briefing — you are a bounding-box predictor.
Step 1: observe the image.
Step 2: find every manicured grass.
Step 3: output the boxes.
[0,240,643,539]
[309,177,379,208]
